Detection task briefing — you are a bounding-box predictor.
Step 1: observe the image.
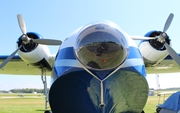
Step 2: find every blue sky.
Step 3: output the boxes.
[0,0,180,90]
[0,74,51,90]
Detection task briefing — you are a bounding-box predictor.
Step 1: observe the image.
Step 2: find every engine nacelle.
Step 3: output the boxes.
[138,31,171,66]
[17,32,53,70]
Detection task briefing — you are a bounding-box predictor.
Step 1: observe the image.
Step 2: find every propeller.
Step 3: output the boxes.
[130,36,155,40]
[163,13,174,32]
[161,13,180,66]
[0,45,22,69]
[17,14,62,45]
[0,14,62,69]
[156,13,174,43]
[131,13,180,66]
[164,43,180,66]
[17,14,26,34]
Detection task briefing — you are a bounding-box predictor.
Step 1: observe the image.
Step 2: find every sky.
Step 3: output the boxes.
[0,0,180,90]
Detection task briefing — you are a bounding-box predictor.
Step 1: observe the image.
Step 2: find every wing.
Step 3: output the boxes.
[0,55,51,75]
[146,56,180,74]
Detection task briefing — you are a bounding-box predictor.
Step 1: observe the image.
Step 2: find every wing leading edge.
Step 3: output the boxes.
[0,55,51,75]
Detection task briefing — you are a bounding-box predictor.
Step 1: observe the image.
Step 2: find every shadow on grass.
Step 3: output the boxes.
[36,109,51,111]
[36,109,52,113]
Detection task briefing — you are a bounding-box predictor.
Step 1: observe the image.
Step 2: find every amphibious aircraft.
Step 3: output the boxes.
[1,13,180,113]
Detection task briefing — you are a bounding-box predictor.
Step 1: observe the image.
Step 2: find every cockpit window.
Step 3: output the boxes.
[74,22,129,70]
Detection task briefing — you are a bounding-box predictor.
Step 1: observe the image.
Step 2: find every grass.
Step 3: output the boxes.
[144,91,173,113]
[144,96,160,112]
[0,93,49,113]
[0,92,174,113]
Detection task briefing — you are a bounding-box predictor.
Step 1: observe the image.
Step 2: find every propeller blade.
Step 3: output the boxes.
[32,39,62,45]
[163,13,174,32]
[130,36,155,40]
[164,42,180,66]
[17,14,26,34]
[0,45,22,69]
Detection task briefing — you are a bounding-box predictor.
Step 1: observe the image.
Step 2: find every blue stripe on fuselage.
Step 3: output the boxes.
[54,46,145,78]
[127,46,142,59]
[56,47,76,60]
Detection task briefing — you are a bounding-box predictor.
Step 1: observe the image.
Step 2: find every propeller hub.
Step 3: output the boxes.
[157,32,167,43]
[21,34,27,41]
[161,32,167,37]
[21,34,31,45]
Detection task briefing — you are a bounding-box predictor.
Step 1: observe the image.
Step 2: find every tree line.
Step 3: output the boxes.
[0,88,49,93]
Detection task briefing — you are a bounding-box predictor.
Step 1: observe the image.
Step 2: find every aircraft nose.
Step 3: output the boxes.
[74,22,129,70]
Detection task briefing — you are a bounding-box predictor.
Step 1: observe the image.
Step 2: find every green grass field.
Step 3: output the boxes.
[0,93,49,113]
[0,92,173,113]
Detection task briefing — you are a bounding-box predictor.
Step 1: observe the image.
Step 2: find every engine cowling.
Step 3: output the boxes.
[138,31,171,66]
[17,32,53,70]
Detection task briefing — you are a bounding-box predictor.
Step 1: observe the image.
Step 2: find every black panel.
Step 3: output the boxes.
[30,58,52,71]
